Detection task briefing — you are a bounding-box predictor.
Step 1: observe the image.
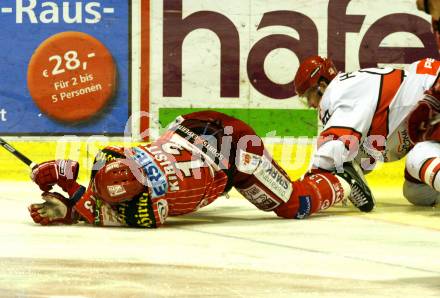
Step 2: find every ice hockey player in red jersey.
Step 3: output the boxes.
[28,111,372,228]
[294,55,440,207]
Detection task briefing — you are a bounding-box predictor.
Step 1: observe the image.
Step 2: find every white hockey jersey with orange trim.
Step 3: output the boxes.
[314,58,440,171]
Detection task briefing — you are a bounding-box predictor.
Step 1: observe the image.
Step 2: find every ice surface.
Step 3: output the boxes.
[1,182,440,297]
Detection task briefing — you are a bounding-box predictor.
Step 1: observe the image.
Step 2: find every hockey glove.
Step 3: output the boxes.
[31,160,82,197]
[408,90,440,143]
[28,192,77,225]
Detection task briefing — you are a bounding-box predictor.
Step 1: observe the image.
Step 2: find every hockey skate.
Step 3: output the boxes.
[336,162,375,212]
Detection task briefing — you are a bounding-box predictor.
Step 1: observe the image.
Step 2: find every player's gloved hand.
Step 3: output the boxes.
[31,160,80,195]
[408,90,440,143]
[28,192,76,225]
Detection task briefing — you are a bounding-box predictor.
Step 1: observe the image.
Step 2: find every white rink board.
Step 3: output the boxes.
[148,0,435,136]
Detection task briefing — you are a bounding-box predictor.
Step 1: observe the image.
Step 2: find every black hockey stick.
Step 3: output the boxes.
[0,137,37,169]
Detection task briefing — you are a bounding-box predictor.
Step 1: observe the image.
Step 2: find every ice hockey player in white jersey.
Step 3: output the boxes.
[294,56,440,207]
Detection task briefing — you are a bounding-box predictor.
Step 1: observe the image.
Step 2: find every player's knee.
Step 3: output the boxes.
[403,180,440,206]
[406,142,440,180]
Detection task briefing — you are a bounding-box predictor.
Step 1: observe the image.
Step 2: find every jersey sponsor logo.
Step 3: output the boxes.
[416,58,440,75]
[320,199,331,211]
[135,192,155,227]
[238,185,281,211]
[156,199,169,224]
[294,195,311,219]
[174,124,229,169]
[254,156,293,203]
[84,199,94,214]
[116,192,156,228]
[75,194,95,224]
[237,149,261,174]
[331,178,345,204]
[146,145,180,191]
[131,147,168,198]
[397,129,411,154]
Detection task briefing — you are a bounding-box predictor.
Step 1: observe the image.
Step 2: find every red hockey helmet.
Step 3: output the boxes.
[93,159,146,204]
[294,56,338,96]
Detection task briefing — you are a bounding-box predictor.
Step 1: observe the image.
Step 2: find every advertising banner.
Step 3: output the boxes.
[0,0,130,135]
[144,0,438,139]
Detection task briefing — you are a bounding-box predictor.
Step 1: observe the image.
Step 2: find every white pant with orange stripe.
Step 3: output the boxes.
[405,141,440,206]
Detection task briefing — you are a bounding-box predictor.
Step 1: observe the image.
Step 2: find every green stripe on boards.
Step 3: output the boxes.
[158,108,318,137]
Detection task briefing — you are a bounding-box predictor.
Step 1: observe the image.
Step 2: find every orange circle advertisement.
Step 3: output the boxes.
[27,31,117,122]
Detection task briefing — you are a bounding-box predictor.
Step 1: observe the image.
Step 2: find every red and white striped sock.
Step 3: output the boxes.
[418,157,440,191]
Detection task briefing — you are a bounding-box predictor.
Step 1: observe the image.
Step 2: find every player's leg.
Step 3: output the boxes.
[230,134,370,216]
[232,150,350,218]
[178,111,357,217]
[179,110,264,190]
[273,172,348,219]
[404,141,440,206]
[179,111,294,210]
[209,114,351,218]
[403,179,440,206]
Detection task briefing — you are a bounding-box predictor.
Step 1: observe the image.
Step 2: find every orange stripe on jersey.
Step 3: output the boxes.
[416,58,440,76]
[368,69,404,150]
[318,126,362,151]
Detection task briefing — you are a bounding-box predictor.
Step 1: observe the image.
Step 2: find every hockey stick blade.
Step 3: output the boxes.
[0,137,37,169]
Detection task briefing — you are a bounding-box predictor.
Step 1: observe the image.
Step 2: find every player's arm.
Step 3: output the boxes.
[407,89,440,143]
[407,59,440,143]
[312,106,368,172]
[29,147,122,226]
[28,167,120,226]
[30,145,132,194]
[29,192,79,225]
[29,146,165,228]
[30,159,86,201]
[28,182,130,227]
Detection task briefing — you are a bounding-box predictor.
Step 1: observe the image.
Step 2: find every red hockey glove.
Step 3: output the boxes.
[31,160,81,196]
[408,90,440,143]
[28,192,77,225]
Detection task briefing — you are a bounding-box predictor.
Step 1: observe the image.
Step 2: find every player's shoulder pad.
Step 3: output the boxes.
[323,71,372,107]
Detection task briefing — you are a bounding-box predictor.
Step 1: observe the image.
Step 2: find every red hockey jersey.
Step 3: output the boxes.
[74,132,228,228]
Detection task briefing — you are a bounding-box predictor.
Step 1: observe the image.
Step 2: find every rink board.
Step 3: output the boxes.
[0,139,405,187]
